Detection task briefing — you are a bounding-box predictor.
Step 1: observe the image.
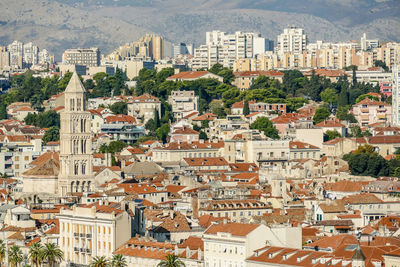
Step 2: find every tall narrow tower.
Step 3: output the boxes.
[58,72,94,196]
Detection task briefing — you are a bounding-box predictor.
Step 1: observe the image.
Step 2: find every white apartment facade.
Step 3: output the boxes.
[276,26,308,56]
[393,65,400,126]
[62,48,101,67]
[58,203,131,266]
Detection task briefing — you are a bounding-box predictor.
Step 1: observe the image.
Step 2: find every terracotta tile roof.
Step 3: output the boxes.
[130,93,160,103]
[323,137,344,145]
[6,135,28,142]
[53,106,65,112]
[113,246,169,260]
[93,153,105,159]
[82,202,124,215]
[15,106,35,112]
[307,234,357,250]
[198,215,230,228]
[117,183,159,194]
[87,109,103,117]
[30,207,61,214]
[178,236,204,250]
[172,127,199,135]
[105,114,136,124]
[192,113,217,121]
[148,210,191,233]
[324,180,369,192]
[165,185,187,193]
[30,152,59,166]
[355,97,389,107]
[315,118,345,128]
[289,141,319,149]
[205,222,260,236]
[232,100,256,109]
[126,147,145,154]
[23,155,60,177]
[183,157,228,166]
[368,135,400,144]
[228,163,259,172]
[304,69,348,77]
[26,237,41,247]
[8,231,25,240]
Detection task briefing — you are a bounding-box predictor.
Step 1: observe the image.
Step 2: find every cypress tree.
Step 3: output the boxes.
[243,99,250,116]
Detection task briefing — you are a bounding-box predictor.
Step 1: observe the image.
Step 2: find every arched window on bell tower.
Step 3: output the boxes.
[74,162,79,175]
[77,98,82,111]
[82,162,86,175]
[70,98,75,111]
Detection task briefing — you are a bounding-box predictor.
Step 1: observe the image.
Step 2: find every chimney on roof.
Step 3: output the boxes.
[170,210,174,219]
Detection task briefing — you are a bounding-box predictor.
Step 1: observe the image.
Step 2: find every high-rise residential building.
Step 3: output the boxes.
[107,34,165,61]
[361,33,379,51]
[0,46,10,70]
[393,65,400,126]
[173,43,193,57]
[276,26,308,56]
[58,72,94,196]
[38,49,55,65]
[193,31,263,69]
[7,40,23,68]
[62,48,101,67]
[23,42,39,67]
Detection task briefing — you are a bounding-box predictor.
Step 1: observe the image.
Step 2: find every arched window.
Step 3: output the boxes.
[82,162,86,175]
[74,140,78,154]
[81,139,84,154]
[81,119,84,133]
[77,99,81,111]
[70,99,75,111]
[74,163,79,175]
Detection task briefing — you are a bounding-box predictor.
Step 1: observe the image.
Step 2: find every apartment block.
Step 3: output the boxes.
[62,48,101,67]
[58,202,131,266]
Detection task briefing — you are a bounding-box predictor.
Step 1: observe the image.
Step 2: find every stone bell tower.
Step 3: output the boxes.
[58,72,94,196]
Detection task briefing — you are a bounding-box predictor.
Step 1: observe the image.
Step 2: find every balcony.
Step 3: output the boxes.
[74,247,79,252]
[86,234,92,239]
[74,233,79,238]
[79,233,85,238]
[86,249,91,254]
[360,108,369,113]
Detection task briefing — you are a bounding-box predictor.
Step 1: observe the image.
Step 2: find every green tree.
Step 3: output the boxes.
[374,60,388,71]
[28,242,43,267]
[157,254,185,267]
[156,123,170,143]
[324,130,341,141]
[8,245,23,267]
[93,72,108,83]
[0,239,6,266]
[41,243,63,267]
[217,68,235,84]
[282,70,304,96]
[209,63,224,75]
[336,106,357,123]
[110,102,128,115]
[286,97,308,112]
[154,108,161,128]
[243,99,250,115]
[90,256,109,267]
[320,88,337,106]
[222,87,240,108]
[346,153,389,177]
[199,131,208,140]
[0,104,7,120]
[42,126,60,144]
[313,106,330,124]
[201,120,209,129]
[250,117,279,140]
[111,254,127,267]
[57,72,74,91]
[355,94,379,103]
[99,140,127,154]
[24,110,60,128]
[145,119,157,133]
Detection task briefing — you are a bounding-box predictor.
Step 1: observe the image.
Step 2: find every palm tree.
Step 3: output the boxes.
[41,243,63,267]
[28,242,43,267]
[90,256,109,267]
[110,254,127,267]
[8,245,23,267]
[157,254,185,267]
[0,240,6,266]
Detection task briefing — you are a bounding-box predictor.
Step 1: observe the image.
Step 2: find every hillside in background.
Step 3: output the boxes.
[0,0,399,59]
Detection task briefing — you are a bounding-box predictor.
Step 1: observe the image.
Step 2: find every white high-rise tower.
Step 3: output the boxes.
[58,72,94,196]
